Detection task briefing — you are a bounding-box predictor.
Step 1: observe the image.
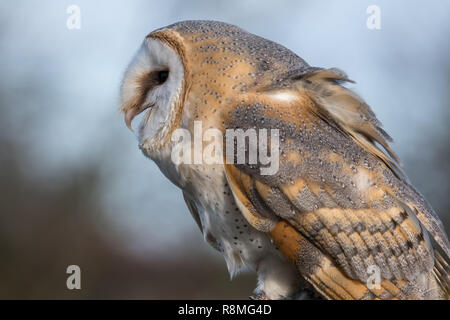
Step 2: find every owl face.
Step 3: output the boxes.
[120,21,311,155]
[120,35,186,151]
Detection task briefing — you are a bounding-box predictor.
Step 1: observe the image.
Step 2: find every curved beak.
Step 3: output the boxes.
[124,105,152,132]
[124,108,139,132]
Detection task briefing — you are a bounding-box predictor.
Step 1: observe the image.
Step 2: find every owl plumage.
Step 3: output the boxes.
[120,20,449,299]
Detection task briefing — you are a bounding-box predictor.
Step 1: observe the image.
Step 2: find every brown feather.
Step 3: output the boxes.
[293,68,403,176]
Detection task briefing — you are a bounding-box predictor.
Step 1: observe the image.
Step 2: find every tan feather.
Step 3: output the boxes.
[292,68,403,176]
[433,250,450,298]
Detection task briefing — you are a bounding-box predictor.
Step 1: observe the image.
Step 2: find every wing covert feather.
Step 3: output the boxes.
[222,78,449,298]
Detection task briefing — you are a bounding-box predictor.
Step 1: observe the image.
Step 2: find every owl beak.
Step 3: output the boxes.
[124,107,140,132]
[124,104,154,132]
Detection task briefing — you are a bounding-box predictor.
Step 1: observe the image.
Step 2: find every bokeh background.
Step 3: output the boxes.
[0,0,449,299]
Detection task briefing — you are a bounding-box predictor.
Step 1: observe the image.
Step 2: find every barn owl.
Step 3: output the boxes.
[120,20,449,299]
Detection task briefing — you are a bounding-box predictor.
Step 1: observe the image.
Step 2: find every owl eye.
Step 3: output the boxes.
[157,70,169,84]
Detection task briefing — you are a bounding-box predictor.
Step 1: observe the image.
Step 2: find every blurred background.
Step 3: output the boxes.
[0,0,449,299]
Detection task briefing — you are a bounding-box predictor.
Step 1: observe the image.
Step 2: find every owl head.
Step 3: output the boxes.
[119,29,186,152]
[119,20,310,154]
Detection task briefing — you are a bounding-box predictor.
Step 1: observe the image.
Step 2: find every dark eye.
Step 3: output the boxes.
[157,70,169,84]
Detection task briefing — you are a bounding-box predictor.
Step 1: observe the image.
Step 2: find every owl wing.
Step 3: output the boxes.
[221,68,449,299]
